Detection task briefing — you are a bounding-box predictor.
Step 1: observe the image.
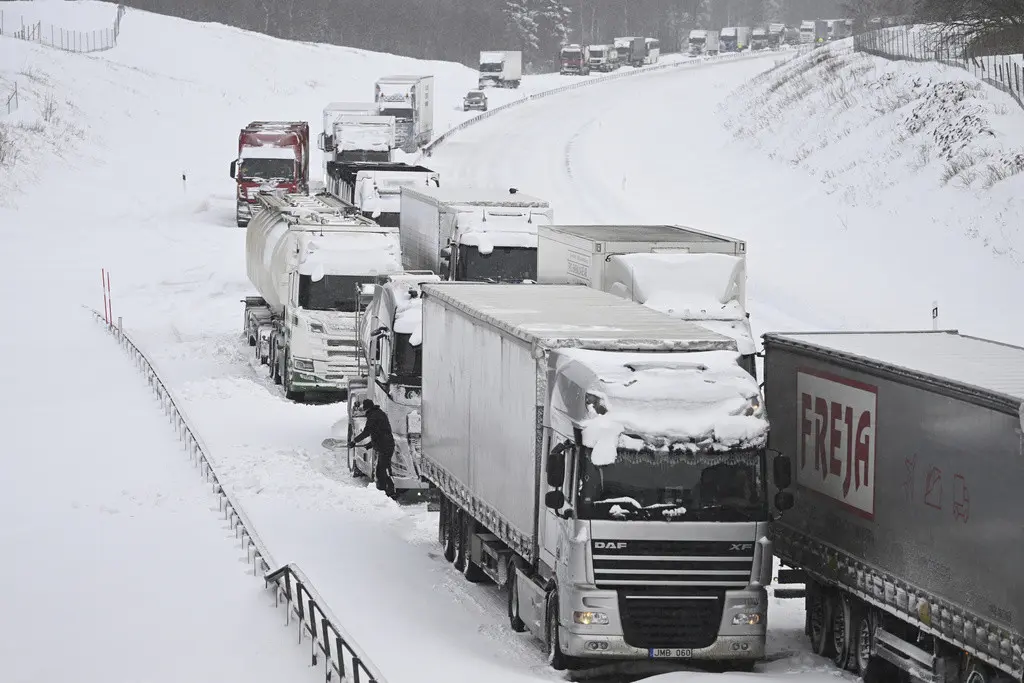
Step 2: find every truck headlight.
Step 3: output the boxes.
[293,358,315,372]
[574,611,609,625]
[308,322,325,334]
[731,612,764,625]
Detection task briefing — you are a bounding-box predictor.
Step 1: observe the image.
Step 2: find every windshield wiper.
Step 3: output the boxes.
[694,503,758,521]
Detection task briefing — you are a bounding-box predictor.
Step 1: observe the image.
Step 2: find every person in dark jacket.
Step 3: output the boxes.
[349,399,396,498]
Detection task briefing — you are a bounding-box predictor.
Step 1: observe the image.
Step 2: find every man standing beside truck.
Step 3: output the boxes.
[350,399,397,498]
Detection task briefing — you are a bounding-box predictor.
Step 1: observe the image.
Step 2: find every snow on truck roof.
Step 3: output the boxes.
[421,283,737,352]
[541,224,740,244]
[767,331,1024,404]
[402,186,548,207]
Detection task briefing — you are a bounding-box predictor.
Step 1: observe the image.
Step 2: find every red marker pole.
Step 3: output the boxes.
[105,270,113,326]
[101,268,110,324]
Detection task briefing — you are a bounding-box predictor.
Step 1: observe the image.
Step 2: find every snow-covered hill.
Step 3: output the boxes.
[721,39,1024,269]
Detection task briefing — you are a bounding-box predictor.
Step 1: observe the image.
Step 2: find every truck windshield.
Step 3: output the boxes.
[392,332,421,385]
[239,158,294,181]
[298,274,372,312]
[479,63,503,73]
[380,107,413,120]
[576,447,767,522]
[455,245,537,283]
[690,38,705,44]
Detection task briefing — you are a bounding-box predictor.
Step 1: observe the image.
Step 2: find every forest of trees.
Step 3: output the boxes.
[106,0,1022,69]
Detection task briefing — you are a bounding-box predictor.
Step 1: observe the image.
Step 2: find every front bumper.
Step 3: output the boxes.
[288,358,354,393]
[560,587,767,662]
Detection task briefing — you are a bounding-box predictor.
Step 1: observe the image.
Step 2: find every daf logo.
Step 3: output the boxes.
[594,541,627,550]
[730,543,754,551]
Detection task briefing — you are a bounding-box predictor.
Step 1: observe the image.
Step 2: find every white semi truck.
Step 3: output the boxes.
[420,283,772,671]
[326,160,439,227]
[688,29,720,56]
[399,186,552,282]
[478,50,522,88]
[242,192,403,401]
[535,224,756,377]
[333,271,441,495]
[374,76,434,152]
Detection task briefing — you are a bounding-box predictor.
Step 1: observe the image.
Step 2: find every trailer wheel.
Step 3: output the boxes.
[441,499,456,562]
[507,558,527,632]
[807,582,835,658]
[459,513,486,583]
[854,605,875,675]
[963,661,994,683]
[271,341,282,385]
[446,503,461,565]
[830,594,856,671]
[546,592,571,670]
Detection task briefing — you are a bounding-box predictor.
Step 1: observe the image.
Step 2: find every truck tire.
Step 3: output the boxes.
[283,352,304,401]
[459,512,486,583]
[440,499,456,562]
[506,559,527,632]
[445,502,460,564]
[545,592,574,670]
[964,662,995,683]
[807,582,835,658]
[271,341,282,385]
[831,593,856,671]
[853,604,876,675]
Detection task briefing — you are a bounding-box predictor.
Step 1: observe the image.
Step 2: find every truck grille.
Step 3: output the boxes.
[592,539,754,590]
[592,539,754,650]
[618,591,724,649]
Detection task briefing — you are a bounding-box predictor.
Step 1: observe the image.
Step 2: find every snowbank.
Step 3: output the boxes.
[720,40,1024,265]
[561,348,769,466]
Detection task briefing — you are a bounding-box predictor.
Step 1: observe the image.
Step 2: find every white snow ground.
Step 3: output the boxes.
[0,311,323,683]
[14,4,1016,683]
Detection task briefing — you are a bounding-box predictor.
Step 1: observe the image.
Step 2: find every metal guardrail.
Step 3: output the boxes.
[89,311,387,683]
[420,46,808,159]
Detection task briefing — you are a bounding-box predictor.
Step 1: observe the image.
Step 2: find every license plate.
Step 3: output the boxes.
[649,648,692,658]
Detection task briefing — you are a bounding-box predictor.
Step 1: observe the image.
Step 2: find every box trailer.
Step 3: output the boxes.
[421,283,772,671]
[763,330,1024,682]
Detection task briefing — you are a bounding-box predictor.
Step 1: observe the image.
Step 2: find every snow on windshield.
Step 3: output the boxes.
[336,123,392,151]
[240,145,296,159]
[609,252,746,320]
[456,211,550,253]
[559,348,768,466]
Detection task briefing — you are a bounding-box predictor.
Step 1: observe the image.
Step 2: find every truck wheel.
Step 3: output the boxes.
[453,508,468,571]
[271,342,282,385]
[282,352,304,401]
[507,559,527,632]
[807,583,835,658]
[460,513,486,583]
[963,662,994,683]
[442,500,457,562]
[831,594,856,671]
[545,592,573,670]
[853,605,875,675]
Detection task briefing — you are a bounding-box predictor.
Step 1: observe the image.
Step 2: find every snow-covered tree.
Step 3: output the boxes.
[504,0,540,52]
[761,0,786,22]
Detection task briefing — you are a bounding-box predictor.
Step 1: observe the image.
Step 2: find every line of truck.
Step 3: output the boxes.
[225,76,1024,683]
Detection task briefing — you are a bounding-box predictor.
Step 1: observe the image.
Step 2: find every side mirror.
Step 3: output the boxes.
[773,453,793,490]
[774,490,794,512]
[545,490,565,510]
[546,442,567,487]
[229,160,237,178]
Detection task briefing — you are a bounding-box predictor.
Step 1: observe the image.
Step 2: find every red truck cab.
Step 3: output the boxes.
[229,121,309,227]
[559,44,590,75]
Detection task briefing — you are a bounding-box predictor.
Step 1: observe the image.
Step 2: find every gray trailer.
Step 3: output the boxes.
[763,330,1024,683]
[422,283,775,671]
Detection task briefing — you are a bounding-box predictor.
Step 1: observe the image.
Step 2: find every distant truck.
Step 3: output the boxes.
[535,224,755,377]
[326,160,439,227]
[229,121,310,228]
[751,26,769,50]
[398,186,552,282]
[799,20,816,44]
[614,36,647,66]
[829,18,851,40]
[478,51,522,89]
[644,37,660,63]
[768,23,787,48]
[559,44,590,75]
[814,19,829,45]
[587,44,618,71]
[242,192,403,401]
[340,271,442,495]
[688,29,720,56]
[420,283,772,671]
[720,27,752,52]
[319,113,395,169]
[374,75,434,153]
[763,330,1024,683]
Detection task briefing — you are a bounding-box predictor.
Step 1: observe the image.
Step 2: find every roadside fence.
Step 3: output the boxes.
[422,44,811,158]
[855,25,1024,110]
[0,3,126,53]
[89,305,388,683]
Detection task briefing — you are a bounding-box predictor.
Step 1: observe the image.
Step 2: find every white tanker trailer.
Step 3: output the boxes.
[243,191,403,401]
